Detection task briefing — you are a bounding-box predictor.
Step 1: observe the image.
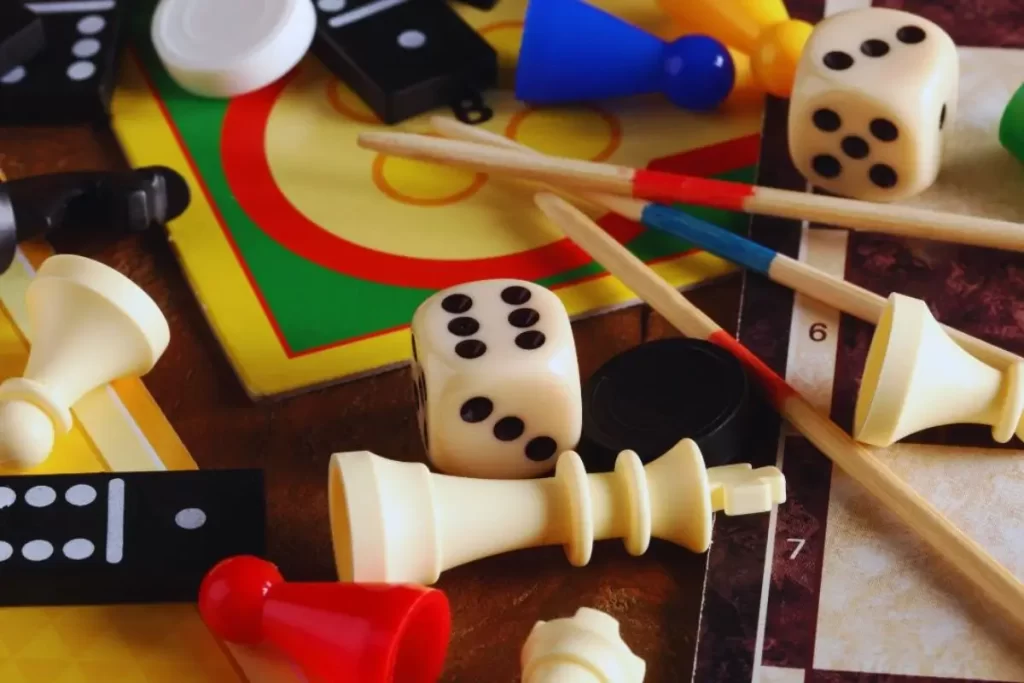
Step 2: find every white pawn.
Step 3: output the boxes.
[855,292,1024,446]
[0,255,170,467]
[521,607,645,683]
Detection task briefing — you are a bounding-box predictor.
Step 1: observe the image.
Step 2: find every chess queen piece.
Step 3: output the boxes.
[0,254,170,467]
[521,607,645,683]
[328,438,786,584]
[854,292,1024,447]
[199,555,451,683]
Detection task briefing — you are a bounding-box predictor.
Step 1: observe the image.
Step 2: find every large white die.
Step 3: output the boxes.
[787,8,958,202]
[409,279,582,479]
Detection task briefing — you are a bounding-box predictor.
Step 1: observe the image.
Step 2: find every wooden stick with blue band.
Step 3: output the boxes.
[530,190,1024,640]
[428,117,1022,373]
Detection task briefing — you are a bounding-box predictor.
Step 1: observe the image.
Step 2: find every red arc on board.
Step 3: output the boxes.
[220,66,761,290]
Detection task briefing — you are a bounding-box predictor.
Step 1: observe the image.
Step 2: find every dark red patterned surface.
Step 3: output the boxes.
[762,438,832,670]
[810,672,980,682]
[694,0,1023,680]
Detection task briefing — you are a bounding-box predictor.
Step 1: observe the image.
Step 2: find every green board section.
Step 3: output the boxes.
[130,6,754,353]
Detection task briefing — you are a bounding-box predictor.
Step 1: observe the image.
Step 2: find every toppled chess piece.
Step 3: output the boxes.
[199,555,451,683]
[855,292,1024,447]
[0,166,190,274]
[521,607,645,683]
[0,254,170,468]
[329,438,786,584]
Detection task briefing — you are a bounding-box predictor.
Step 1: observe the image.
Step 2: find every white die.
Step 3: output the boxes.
[410,279,582,479]
[787,8,958,201]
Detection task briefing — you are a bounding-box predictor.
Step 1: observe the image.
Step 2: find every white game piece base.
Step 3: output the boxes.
[521,607,646,683]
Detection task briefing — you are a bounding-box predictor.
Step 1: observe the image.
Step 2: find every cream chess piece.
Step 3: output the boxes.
[521,607,645,683]
[0,255,170,467]
[328,438,786,584]
[855,292,1024,447]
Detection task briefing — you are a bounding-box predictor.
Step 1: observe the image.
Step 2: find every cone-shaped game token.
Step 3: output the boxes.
[199,556,451,683]
[1001,82,1024,165]
[515,0,734,111]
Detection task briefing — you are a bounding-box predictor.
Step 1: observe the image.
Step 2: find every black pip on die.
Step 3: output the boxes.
[787,8,958,202]
[410,279,582,479]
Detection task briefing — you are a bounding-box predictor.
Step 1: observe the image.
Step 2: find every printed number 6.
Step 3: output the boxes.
[809,322,827,342]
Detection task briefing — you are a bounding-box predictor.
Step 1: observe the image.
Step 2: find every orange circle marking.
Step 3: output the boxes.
[372,150,488,206]
[506,106,622,162]
[326,79,379,125]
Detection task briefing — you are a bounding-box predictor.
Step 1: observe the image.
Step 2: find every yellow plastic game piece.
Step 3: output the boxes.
[521,607,646,683]
[855,292,1024,447]
[328,438,786,584]
[0,255,170,468]
[657,0,813,97]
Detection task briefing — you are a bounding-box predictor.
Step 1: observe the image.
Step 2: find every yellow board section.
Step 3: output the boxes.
[110,0,763,399]
[0,241,296,683]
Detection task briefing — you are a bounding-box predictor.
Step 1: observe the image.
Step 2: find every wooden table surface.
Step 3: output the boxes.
[0,123,744,682]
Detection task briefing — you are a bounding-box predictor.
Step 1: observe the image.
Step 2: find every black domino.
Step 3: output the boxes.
[0,4,45,78]
[0,469,265,606]
[0,1,128,125]
[311,0,497,125]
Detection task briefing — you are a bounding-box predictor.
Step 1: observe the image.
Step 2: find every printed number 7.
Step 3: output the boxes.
[786,538,805,559]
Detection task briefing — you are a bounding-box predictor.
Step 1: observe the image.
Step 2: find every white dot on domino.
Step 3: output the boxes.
[65,484,97,506]
[397,30,426,50]
[317,0,346,11]
[25,486,56,508]
[0,542,11,562]
[1,67,26,85]
[151,0,317,98]
[77,15,106,35]
[67,61,97,81]
[22,540,53,562]
[175,507,206,530]
[0,487,14,509]
[73,39,102,58]
[63,538,95,560]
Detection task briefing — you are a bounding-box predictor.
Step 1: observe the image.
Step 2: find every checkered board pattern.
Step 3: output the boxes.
[693,0,1024,681]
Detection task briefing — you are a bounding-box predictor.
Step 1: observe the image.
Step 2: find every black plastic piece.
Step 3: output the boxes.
[0,166,191,274]
[312,0,498,125]
[578,337,752,471]
[0,4,45,77]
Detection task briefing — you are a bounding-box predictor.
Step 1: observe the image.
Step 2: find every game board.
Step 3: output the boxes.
[109,0,765,399]
[694,0,1024,681]
[0,238,300,682]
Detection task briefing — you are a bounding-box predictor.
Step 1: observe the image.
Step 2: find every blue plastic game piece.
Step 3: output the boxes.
[515,0,734,112]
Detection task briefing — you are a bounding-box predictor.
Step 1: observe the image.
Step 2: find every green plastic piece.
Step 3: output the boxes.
[999,82,1024,165]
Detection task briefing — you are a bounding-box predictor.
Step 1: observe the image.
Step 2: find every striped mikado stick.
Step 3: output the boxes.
[531,190,1024,637]
[357,129,1024,253]
[427,116,1021,372]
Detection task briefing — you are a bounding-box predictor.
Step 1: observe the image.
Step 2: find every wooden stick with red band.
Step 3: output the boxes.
[357,131,1024,253]
[530,190,1024,638]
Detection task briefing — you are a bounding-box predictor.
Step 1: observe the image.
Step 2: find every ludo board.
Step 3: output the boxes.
[110,0,765,399]
[0,238,296,682]
[694,0,1024,681]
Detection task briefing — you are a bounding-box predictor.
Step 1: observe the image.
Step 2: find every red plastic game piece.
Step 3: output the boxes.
[199,555,452,683]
